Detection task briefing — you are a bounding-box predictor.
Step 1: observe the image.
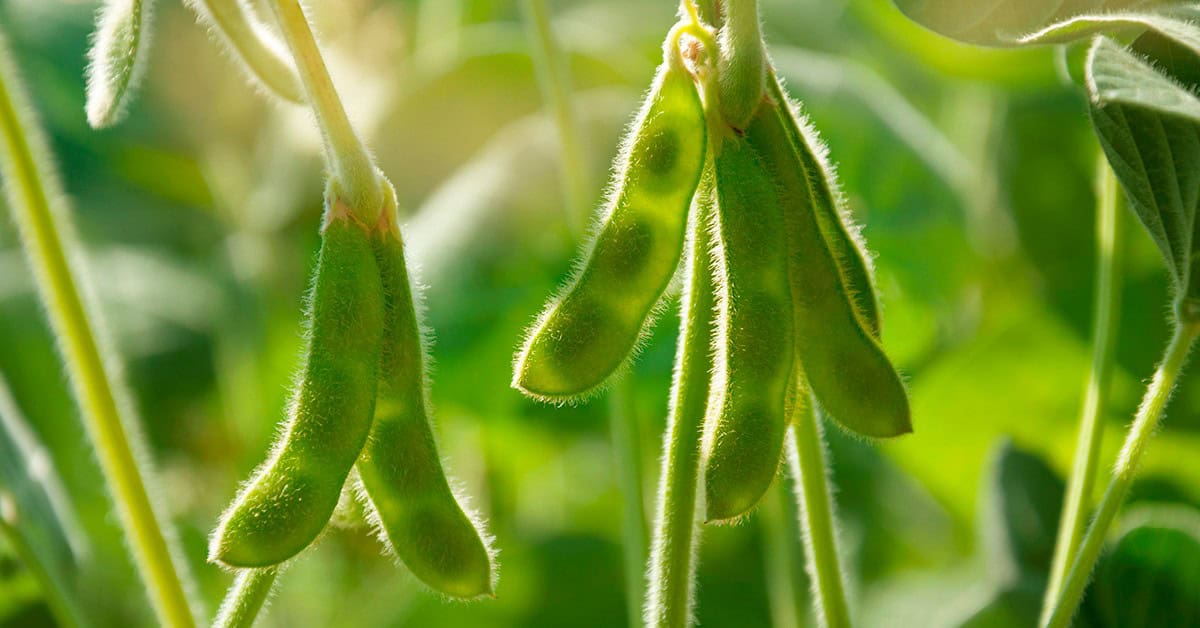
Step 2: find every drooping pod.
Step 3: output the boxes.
[86,0,155,128]
[355,212,495,599]
[764,74,880,337]
[703,136,795,523]
[513,27,708,401]
[746,88,910,438]
[210,211,384,567]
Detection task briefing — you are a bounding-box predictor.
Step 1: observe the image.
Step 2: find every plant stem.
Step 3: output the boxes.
[521,0,588,234]
[187,0,305,103]
[646,189,716,628]
[0,30,196,628]
[268,0,382,221]
[214,568,279,628]
[786,397,851,628]
[609,381,648,628]
[1043,320,1200,628]
[1040,157,1124,623]
[761,483,804,628]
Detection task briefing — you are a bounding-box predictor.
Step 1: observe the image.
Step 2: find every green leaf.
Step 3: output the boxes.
[1084,504,1200,627]
[0,374,88,627]
[979,440,1064,582]
[955,581,1044,628]
[1020,7,1200,48]
[1087,31,1200,298]
[890,0,1175,46]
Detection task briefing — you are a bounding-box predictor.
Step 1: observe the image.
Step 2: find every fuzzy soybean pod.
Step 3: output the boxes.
[356,227,495,599]
[86,0,154,129]
[747,98,911,438]
[513,38,707,401]
[210,215,384,568]
[765,74,880,336]
[703,138,796,523]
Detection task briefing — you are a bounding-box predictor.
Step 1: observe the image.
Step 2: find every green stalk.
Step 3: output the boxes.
[521,0,588,233]
[609,381,648,628]
[786,399,851,628]
[214,568,279,628]
[0,30,196,628]
[1043,319,1200,628]
[646,195,716,628]
[761,483,804,628]
[186,0,305,103]
[268,0,383,221]
[1040,157,1124,623]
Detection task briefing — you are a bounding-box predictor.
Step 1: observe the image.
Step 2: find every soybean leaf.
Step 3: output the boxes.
[890,0,1178,46]
[1020,7,1200,48]
[0,374,88,627]
[1083,505,1200,627]
[1087,31,1200,297]
[954,579,1044,628]
[979,440,1064,582]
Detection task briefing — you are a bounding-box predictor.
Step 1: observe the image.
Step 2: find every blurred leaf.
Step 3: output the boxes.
[891,0,1179,46]
[1083,504,1200,627]
[0,374,87,627]
[1088,31,1200,299]
[979,440,1063,582]
[954,580,1043,628]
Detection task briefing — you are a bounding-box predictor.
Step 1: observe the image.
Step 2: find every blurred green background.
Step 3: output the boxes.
[1,0,1199,626]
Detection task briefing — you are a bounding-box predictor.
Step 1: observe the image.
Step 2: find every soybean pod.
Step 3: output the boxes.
[703,137,795,523]
[210,213,384,567]
[356,220,495,599]
[513,28,707,401]
[765,73,880,337]
[746,96,911,439]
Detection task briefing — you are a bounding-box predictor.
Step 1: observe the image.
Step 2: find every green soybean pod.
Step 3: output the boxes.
[765,73,880,337]
[356,226,495,599]
[703,137,795,523]
[747,98,911,438]
[513,33,707,401]
[210,215,384,567]
[86,0,154,129]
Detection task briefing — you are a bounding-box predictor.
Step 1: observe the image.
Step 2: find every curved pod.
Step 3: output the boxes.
[357,230,494,599]
[513,45,707,400]
[747,99,911,439]
[704,139,795,523]
[210,217,384,567]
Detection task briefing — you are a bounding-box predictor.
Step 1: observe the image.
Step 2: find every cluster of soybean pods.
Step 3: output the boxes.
[74,0,914,624]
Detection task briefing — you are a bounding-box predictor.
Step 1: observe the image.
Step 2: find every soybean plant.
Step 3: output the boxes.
[206,0,495,622]
[513,1,911,625]
[891,2,1200,626]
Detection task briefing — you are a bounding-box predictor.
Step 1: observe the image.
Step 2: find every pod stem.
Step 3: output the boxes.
[646,197,716,628]
[786,398,851,628]
[1040,156,1125,623]
[1043,319,1200,628]
[0,30,196,628]
[268,0,383,222]
[521,0,588,233]
[609,380,648,628]
[762,483,805,628]
[214,568,279,628]
[186,0,305,103]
